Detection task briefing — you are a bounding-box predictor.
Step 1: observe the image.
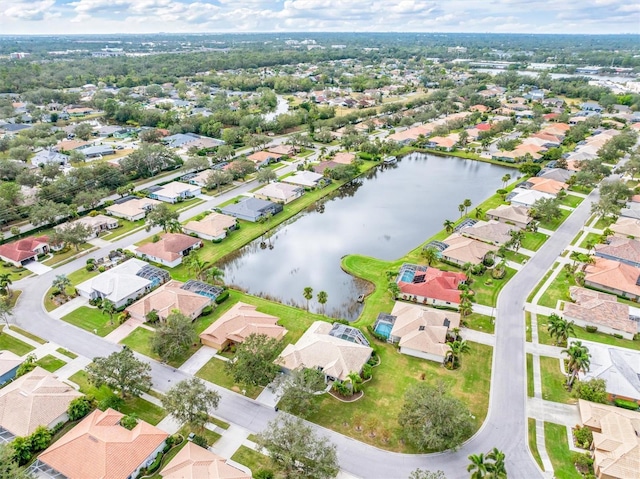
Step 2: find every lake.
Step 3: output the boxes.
[217,153,514,320]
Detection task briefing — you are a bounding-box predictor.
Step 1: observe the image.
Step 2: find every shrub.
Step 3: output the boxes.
[573,426,593,449]
[572,452,594,474]
[146,451,164,474]
[613,333,623,339]
[86,264,95,271]
[86,258,95,265]
[98,265,106,273]
[89,210,99,217]
[614,398,639,410]
[120,414,138,430]
[68,396,96,421]
[255,470,275,479]
[471,264,486,275]
[191,434,208,448]
[200,305,213,316]
[215,291,229,304]
[492,268,506,279]
[146,310,160,323]
[362,363,373,380]
[366,325,387,342]
[152,235,160,243]
[98,395,124,412]
[585,325,598,333]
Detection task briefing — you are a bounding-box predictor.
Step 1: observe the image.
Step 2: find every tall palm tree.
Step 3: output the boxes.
[101,299,117,326]
[317,290,328,313]
[547,314,575,346]
[501,173,511,188]
[445,339,470,369]
[0,273,12,297]
[467,453,488,479]
[463,198,472,216]
[347,371,363,394]
[458,203,465,218]
[474,207,483,219]
[303,287,313,311]
[203,266,225,285]
[443,219,455,234]
[422,246,439,266]
[508,230,525,252]
[563,341,591,389]
[486,448,507,478]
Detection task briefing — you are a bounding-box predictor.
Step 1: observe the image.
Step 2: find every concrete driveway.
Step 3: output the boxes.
[23,261,52,275]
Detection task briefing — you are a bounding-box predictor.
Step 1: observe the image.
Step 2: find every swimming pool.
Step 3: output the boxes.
[374,322,393,338]
[399,270,415,283]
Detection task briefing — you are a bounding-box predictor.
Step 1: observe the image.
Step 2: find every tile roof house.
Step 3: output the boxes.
[219,197,283,223]
[127,280,212,322]
[34,408,168,479]
[507,188,555,208]
[577,400,640,479]
[459,220,514,246]
[55,214,119,239]
[149,181,201,204]
[0,350,22,386]
[538,168,574,183]
[526,177,568,195]
[135,233,203,268]
[620,202,640,220]
[0,367,81,439]
[31,149,69,167]
[441,233,498,266]
[387,302,461,363]
[199,301,287,351]
[396,264,466,307]
[246,151,282,167]
[584,257,640,301]
[611,217,640,239]
[267,144,297,156]
[575,341,640,402]
[183,213,237,241]
[281,170,325,188]
[254,182,304,204]
[564,287,636,339]
[595,237,640,269]
[277,321,372,382]
[485,204,532,230]
[160,442,250,479]
[106,197,161,222]
[332,152,356,164]
[0,235,50,267]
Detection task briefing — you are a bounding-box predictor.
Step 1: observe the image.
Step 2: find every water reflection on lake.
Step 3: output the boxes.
[217,153,514,320]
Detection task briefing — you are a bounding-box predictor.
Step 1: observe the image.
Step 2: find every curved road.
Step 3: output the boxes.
[10,180,596,478]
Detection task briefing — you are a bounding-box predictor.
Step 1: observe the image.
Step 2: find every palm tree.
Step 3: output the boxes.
[563,341,591,389]
[52,274,71,300]
[443,219,455,234]
[422,246,439,266]
[467,453,488,479]
[388,281,400,299]
[459,299,473,317]
[463,198,472,216]
[501,173,511,188]
[347,371,363,394]
[445,339,471,369]
[508,230,525,252]
[166,220,183,234]
[486,448,507,478]
[458,203,465,218]
[303,287,313,311]
[547,314,575,346]
[0,296,13,327]
[317,290,328,313]
[203,266,225,285]
[0,273,12,297]
[474,207,483,219]
[101,299,117,326]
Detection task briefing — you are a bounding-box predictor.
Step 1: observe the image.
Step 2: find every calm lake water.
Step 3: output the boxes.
[217,153,514,320]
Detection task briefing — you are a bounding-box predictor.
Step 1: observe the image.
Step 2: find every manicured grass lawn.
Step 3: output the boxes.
[196,357,263,399]
[539,209,571,231]
[471,267,517,307]
[528,418,545,471]
[502,250,530,264]
[544,422,581,479]
[57,347,78,359]
[464,312,495,334]
[521,232,549,251]
[0,330,35,355]
[9,325,46,344]
[121,326,203,369]
[42,244,94,266]
[177,424,221,447]
[559,194,584,209]
[61,306,119,337]
[36,354,66,372]
[527,353,535,397]
[540,356,573,404]
[527,264,557,303]
[308,341,492,453]
[579,232,601,250]
[594,216,614,230]
[230,446,271,475]
[167,197,204,213]
[101,218,145,240]
[538,270,575,309]
[68,371,167,425]
[148,441,188,479]
[525,312,532,342]
[0,263,30,282]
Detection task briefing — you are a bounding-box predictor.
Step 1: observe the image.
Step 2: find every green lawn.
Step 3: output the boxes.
[521,232,548,251]
[56,347,78,359]
[0,330,35,355]
[61,306,119,337]
[525,312,532,342]
[0,262,31,282]
[545,422,582,479]
[196,357,263,399]
[527,353,534,397]
[44,268,100,312]
[36,354,66,373]
[68,371,167,425]
[540,356,573,404]
[307,341,492,453]
[120,327,203,369]
[230,446,272,475]
[579,232,601,250]
[177,424,220,447]
[528,418,545,471]
[472,267,517,307]
[101,218,145,240]
[464,312,495,334]
[42,244,94,267]
[536,314,640,350]
[539,209,571,231]
[538,270,575,309]
[166,197,205,213]
[9,325,46,344]
[558,194,584,209]
[594,216,614,230]
[502,250,530,264]
[527,264,557,303]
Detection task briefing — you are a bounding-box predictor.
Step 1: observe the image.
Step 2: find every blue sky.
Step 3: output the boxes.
[0,0,638,35]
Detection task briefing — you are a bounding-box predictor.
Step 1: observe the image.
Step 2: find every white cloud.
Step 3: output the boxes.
[1,0,57,21]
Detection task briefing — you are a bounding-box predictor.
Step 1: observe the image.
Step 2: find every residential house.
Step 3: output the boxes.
[577,400,640,479]
[332,152,356,164]
[396,263,466,307]
[485,204,532,230]
[277,321,372,382]
[149,182,201,204]
[584,257,640,301]
[619,202,640,220]
[611,217,640,239]
[575,341,640,402]
[163,132,224,149]
[564,287,636,340]
[160,442,250,479]
[507,188,555,208]
[76,258,168,308]
[267,144,297,156]
[79,144,114,159]
[595,237,640,269]
[127,280,212,322]
[458,220,514,246]
[199,301,287,350]
[183,213,237,241]
[526,177,568,195]
[427,134,458,151]
[386,302,461,363]
[187,169,212,188]
[441,234,498,266]
[0,235,49,267]
[219,197,283,223]
[281,170,325,188]
[135,233,203,268]
[254,182,304,204]
[106,197,161,222]
[31,149,69,167]
[581,102,603,113]
[33,408,168,479]
[537,168,574,183]
[56,214,119,239]
[246,151,282,167]
[0,367,81,440]
[0,350,22,386]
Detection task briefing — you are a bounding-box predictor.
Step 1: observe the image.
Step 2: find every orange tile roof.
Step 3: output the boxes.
[397,266,465,304]
[585,258,640,298]
[136,233,202,263]
[160,442,250,479]
[0,235,48,263]
[127,280,211,321]
[527,177,568,195]
[332,152,356,164]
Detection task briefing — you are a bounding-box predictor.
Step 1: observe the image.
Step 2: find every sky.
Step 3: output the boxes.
[0,0,638,35]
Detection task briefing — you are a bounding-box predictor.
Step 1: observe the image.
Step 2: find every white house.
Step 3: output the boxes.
[182,213,237,241]
[106,198,161,222]
[55,214,119,239]
[507,187,555,208]
[281,170,325,188]
[149,182,201,204]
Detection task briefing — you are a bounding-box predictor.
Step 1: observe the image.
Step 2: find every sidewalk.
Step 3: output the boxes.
[461,328,495,347]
